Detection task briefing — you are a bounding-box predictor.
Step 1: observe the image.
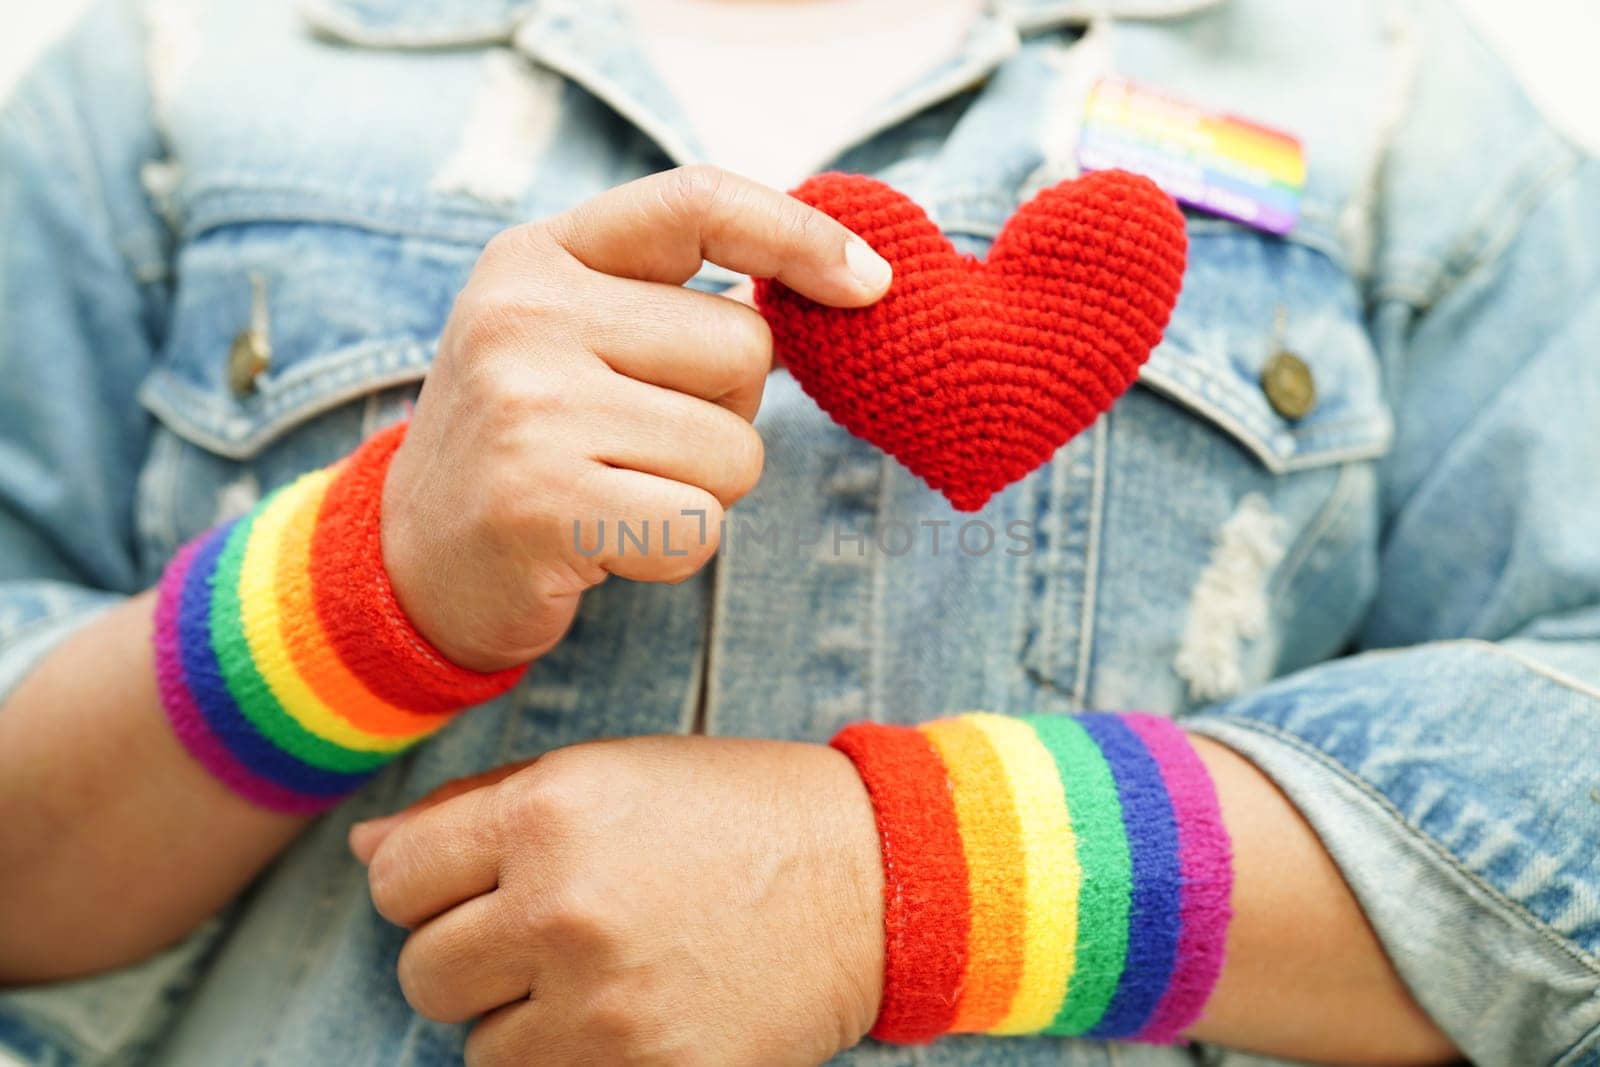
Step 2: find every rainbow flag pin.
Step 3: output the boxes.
[1079,77,1306,237]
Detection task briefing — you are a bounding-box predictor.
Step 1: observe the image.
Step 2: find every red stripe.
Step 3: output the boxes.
[308,423,526,712]
[832,722,971,1043]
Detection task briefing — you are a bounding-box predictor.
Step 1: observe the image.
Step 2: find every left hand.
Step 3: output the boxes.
[350,736,885,1066]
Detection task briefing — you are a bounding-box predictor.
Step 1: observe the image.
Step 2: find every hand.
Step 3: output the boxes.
[381,166,893,671]
[351,737,886,1066]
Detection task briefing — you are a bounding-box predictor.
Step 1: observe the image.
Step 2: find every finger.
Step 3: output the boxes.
[564,466,724,585]
[721,279,756,308]
[590,374,764,503]
[465,999,545,1067]
[398,893,534,1024]
[350,758,539,864]
[718,279,785,371]
[366,785,501,928]
[547,165,892,306]
[584,278,772,420]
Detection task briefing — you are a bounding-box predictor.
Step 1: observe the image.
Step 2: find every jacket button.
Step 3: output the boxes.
[1260,350,1315,420]
[228,329,271,396]
[228,274,272,396]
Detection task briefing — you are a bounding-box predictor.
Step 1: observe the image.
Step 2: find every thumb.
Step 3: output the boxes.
[348,757,539,865]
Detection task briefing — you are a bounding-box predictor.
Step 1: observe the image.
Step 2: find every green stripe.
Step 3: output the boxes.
[1027,715,1132,1035]
[209,492,391,773]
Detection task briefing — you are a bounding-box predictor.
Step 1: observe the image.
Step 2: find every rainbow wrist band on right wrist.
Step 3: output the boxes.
[831,712,1232,1045]
[152,423,527,814]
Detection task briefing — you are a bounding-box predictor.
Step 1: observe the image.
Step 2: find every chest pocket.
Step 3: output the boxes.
[936,213,1395,709]
[131,220,495,571]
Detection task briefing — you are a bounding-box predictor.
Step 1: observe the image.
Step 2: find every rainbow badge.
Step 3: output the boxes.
[1078,77,1305,236]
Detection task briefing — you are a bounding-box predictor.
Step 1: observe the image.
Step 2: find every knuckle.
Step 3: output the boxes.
[493,754,589,842]
[541,891,622,959]
[584,997,642,1047]
[660,492,723,581]
[725,310,773,387]
[395,940,447,1020]
[366,850,411,925]
[661,163,727,219]
[722,424,765,501]
[481,222,555,267]
[452,281,571,359]
[789,199,832,247]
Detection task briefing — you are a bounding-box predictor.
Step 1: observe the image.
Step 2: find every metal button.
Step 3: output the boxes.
[228,330,271,396]
[228,274,272,396]
[1260,350,1315,420]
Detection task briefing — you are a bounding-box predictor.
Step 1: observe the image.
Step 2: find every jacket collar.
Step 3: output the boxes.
[301,0,1224,49]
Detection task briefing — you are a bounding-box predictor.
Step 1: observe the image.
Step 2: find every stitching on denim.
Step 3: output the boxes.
[1387,271,1600,574]
[866,452,892,726]
[1555,1014,1600,1067]
[1073,414,1108,707]
[138,342,433,458]
[1381,130,1579,313]
[1192,714,1600,977]
[1473,639,1600,704]
[1272,461,1365,596]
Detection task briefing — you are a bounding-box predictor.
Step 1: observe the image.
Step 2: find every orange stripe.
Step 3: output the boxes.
[274,470,453,737]
[919,717,1027,1032]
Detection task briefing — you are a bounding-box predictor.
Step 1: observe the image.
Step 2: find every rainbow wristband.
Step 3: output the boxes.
[152,423,527,814]
[831,712,1232,1045]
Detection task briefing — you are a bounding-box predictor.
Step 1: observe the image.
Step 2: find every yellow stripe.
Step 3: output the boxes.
[968,714,1081,1034]
[919,717,1028,1032]
[236,470,411,753]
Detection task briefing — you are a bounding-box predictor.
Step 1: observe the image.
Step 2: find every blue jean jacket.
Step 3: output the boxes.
[1,1,1597,1064]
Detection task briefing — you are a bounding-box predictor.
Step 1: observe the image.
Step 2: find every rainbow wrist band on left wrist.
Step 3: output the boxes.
[832,712,1233,1046]
[152,423,527,814]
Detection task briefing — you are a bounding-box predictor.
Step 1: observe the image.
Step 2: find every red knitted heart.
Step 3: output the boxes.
[756,170,1187,511]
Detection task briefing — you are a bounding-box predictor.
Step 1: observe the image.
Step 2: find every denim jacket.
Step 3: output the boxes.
[2,1,1598,1064]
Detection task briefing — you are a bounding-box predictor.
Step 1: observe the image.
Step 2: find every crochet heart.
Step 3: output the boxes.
[756,170,1187,511]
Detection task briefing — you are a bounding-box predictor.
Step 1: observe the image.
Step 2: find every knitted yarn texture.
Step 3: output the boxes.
[152,423,526,813]
[757,170,1186,511]
[832,712,1232,1045]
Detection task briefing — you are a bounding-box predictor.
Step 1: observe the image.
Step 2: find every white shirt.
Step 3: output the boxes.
[623,0,983,190]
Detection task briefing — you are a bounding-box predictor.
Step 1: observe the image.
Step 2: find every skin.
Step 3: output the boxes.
[0,165,1457,1065]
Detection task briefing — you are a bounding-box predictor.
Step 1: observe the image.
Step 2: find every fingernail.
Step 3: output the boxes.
[844,237,892,294]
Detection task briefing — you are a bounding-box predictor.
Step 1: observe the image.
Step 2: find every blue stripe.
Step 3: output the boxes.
[1078,713,1183,1037]
[177,521,370,798]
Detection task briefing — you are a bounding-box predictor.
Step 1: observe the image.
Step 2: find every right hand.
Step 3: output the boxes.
[381,166,894,672]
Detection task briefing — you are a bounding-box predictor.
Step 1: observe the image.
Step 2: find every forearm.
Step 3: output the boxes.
[0,592,304,982]
[832,713,1458,1065]
[1185,735,1455,1065]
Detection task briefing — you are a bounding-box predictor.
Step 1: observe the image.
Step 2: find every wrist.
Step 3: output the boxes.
[150,422,526,814]
[831,712,1233,1045]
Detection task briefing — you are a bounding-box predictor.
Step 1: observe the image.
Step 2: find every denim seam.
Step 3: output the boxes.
[937,209,1349,274]
[1385,273,1600,576]
[1372,130,1579,311]
[1137,359,1392,474]
[137,341,433,458]
[1272,461,1364,596]
[1471,638,1600,703]
[1073,413,1109,707]
[866,451,892,725]
[176,178,512,243]
[297,0,532,48]
[1191,712,1600,978]
[1556,1013,1600,1067]
[10,88,168,296]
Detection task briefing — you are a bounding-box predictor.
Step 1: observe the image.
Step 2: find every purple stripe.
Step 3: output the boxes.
[1123,714,1234,1042]
[153,535,343,816]
[1080,713,1183,1038]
